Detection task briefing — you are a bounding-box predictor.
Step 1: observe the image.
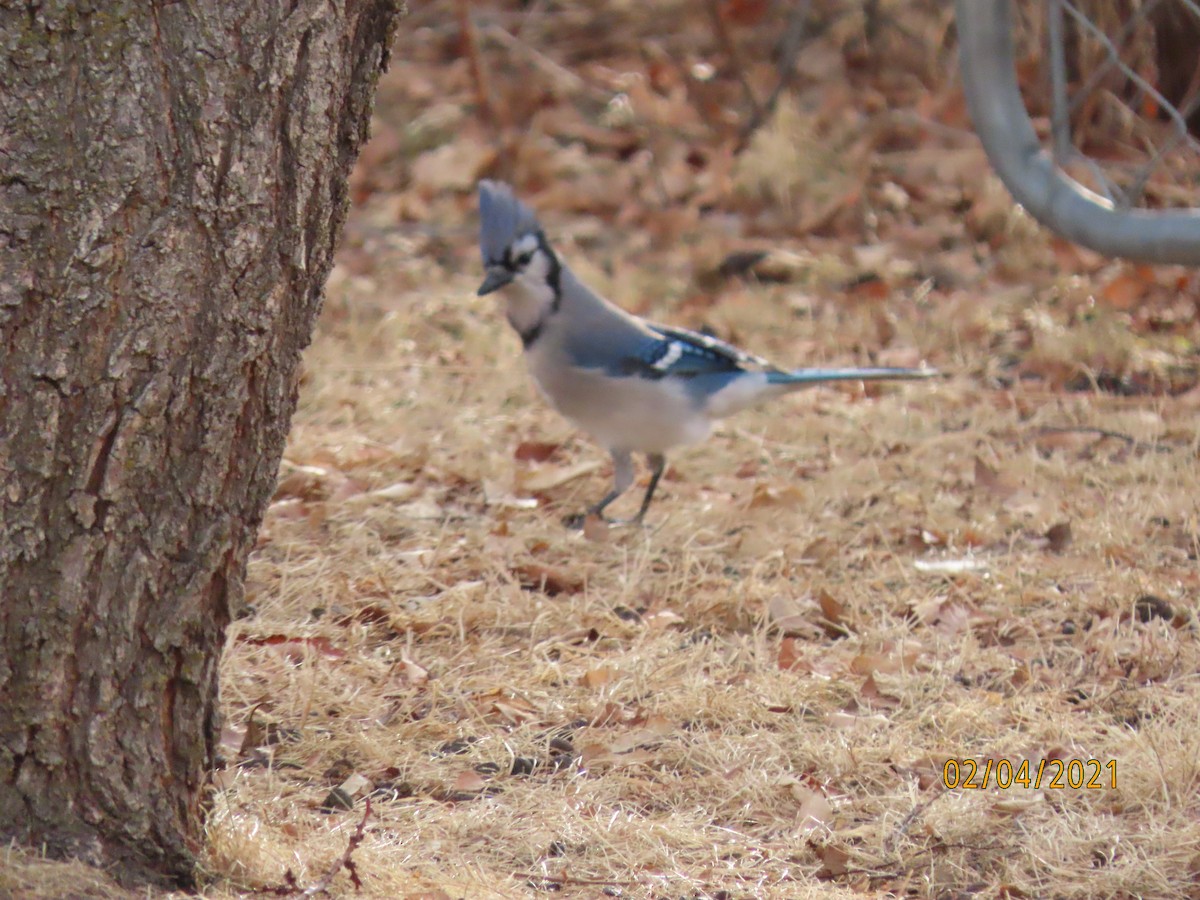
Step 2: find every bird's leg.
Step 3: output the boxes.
[631,453,666,524]
[565,449,634,528]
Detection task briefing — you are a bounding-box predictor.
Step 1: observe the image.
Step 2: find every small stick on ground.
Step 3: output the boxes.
[300,798,373,897]
[883,787,946,855]
[1036,425,1137,444]
[1033,425,1178,453]
[517,873,642,888]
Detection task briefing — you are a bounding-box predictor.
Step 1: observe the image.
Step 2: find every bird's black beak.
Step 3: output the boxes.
[478,266,513,296]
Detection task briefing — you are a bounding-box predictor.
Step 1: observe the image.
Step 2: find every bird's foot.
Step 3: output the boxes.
[563,510,646,530]
[562,511,590,530]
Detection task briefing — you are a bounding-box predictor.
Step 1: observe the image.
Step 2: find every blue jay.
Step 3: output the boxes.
[477,180,935,525]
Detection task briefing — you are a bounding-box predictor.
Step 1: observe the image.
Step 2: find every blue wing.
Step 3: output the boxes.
[618,324,779,380]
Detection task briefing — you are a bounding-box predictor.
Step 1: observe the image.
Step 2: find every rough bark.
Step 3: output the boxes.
[0,0,403,886]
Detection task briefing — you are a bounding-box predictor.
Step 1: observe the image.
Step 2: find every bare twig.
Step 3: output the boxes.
[852,840,1006,880]
[516,872,642,887]
[735,0,812,152]
[883,787,946,854]
[706,0,762,120]
[873,108,978,146]
[300,798,373,897]
[1032,425,1179,453]
[1034,425,1137,445]
[481,23,610,103]
[456,0,496,124]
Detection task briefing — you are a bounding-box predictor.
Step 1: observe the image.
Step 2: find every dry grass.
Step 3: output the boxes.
[174,223,1200,898]
[194,181,1200,896]
[13,2,1200,898]
[190,255,1200,899]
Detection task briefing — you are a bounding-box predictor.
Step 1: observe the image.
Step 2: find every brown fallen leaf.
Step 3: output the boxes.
[514,440,562,462]
[767,595,808,634]
[589,700,626,727]
[815,844,851,879]
[997,884,1032,899]
[411,138,495,193]
[577,743,610,766]
[338,773,371,799]
[859,673,902,710]
[642,608,685,631]
[790,783,834,832]
[1134,594,1173,623]
[626,712,674,735]
[1099,265,1155,311]
[747,482,805,509]
[993,795,1043,815]
[608,721,672,753]
[824,711,889,730]
[715,248,810,283]
[904,526,948,550]
[238,705,268,759]
[398,655,429,686]
[452,769,488,794]
[904,755,947,792]
[1103,544,1137,566]
[359,481,421,502]
[849,644,918,675]
[721,0,770,27]
[932,600,979,637]
[217,721,249,762]
[778,636,805,672]
[476,689,541,724]
[910,594,949,625]
[975,455,1018,498]
[582,513,610,543]
[799,537,835,563]
[816,589,850,637]
[735,459,759,478]
[1045,521,1072,552]
[516,460,604,493]
[590,746,655,768]
[581,666,617,689]
[513,562,583,596]
[274,462,346,502]
[239,634,346,661]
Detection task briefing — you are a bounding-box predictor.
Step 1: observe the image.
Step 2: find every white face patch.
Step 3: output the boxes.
[514,247,552,291]
[502,246,558,338]
[511,233,539,258]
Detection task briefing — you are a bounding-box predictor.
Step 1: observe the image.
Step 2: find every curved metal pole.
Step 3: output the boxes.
[956,0,1200,265]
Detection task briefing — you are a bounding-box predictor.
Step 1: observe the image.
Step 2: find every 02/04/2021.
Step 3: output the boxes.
[942,758,1116,790]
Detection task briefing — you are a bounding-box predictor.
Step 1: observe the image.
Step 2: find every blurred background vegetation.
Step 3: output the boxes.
[337,0,1200,398]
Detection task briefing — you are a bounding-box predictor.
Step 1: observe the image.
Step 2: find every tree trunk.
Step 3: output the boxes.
[0,0,403,886]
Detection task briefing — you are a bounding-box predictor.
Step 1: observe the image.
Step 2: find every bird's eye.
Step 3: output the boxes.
[516,251,534,267]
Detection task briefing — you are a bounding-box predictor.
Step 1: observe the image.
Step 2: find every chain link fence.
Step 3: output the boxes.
[957,0,1200,264]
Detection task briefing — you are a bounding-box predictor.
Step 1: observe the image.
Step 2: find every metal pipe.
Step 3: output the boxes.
[955,0,1200,265]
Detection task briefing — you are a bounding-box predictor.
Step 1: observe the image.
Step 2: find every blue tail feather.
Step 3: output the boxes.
[767,367,938,386]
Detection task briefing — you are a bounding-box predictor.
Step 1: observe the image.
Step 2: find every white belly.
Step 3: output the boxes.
[526,351,712,453]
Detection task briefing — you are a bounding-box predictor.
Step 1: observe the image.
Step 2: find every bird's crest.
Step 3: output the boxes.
[479,180,543,266]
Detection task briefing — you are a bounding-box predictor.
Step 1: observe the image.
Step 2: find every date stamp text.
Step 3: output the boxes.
[942,758,1116,790]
